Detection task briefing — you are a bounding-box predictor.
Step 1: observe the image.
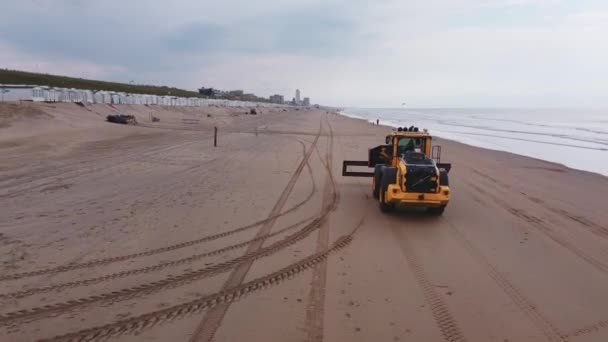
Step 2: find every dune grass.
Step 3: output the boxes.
[0,69,202,98]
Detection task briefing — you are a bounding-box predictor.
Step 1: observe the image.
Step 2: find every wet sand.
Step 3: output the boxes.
[1,102,608,342]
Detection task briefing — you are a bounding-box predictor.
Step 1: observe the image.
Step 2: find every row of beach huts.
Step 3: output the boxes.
[0,84,287,108]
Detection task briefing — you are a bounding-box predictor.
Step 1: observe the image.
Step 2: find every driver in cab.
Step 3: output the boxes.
[398,138,422,156]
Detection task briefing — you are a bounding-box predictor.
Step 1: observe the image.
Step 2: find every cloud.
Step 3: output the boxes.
[163,4,361,56]
[0,0,607,107]
[0,41,127,81]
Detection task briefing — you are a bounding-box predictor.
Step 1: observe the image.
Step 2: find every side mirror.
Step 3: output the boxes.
[385,136,391,144]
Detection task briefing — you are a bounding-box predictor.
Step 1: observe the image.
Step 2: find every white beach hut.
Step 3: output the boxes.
[48,88,61,102]
[0,85,36,102]
[94,91,104,104]
[95,91,110,104]
[67,89,77,103]
[45,88,55,102]
[55,88,68,102]
[32,86,47,102]
[83,90,94,104]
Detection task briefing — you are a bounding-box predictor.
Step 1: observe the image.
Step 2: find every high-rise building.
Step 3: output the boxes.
[303,97,310,106]
[295,89,301,105]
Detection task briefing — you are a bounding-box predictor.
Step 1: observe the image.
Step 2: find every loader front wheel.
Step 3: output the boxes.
[379,188,395,213]
[379,169,396,213]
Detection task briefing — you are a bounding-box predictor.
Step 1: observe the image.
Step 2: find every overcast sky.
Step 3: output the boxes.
[1,0,607,107]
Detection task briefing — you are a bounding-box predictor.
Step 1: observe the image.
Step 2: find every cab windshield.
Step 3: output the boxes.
[397,137,424,156]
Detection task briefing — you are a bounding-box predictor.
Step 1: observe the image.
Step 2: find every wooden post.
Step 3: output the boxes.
[214,126,218,147]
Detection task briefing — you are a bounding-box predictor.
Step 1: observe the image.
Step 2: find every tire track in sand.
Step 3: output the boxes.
[305,114,336,342]
[468,167,608,238]
[189,122,323,342]
[563,318,608,339]
[39,234,356,342]
[466,181,608,275]
[0,212,326,326]
[0,216,315,300]
[0,138,318,283]
[0,146,317,296]
[395,229,467,342]
[0,129,323,326]
[445,220,566,342]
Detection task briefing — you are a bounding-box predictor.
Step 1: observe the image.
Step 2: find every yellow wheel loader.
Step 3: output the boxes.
[342,126,451,215]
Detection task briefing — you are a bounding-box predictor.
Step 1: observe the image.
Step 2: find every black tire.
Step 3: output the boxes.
[439,170,449,186]
[372,165,383,199]
[379,167,397,213]
[427,205,446,216]
[379,187,394,213]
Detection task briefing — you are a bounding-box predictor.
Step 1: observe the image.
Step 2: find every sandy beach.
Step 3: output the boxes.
[1,102,608,342]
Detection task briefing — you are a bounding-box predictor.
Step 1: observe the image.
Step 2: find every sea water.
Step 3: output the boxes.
[340,108,608,176]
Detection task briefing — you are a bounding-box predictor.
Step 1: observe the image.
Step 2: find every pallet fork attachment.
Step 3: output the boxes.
[342,160,374,177]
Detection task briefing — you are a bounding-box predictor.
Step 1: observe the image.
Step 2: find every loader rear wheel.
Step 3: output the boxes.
[427,205,446,216]
[379,168,397,213]
[439,170,449,186]
[379,188,395,213]
[372,165,383,199]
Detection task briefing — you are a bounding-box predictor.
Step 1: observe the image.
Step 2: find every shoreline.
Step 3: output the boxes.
[337,109,608,178]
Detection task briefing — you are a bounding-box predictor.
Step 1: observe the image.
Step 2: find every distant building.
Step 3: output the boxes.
[270,94,284,104]
[199,87,227,97]
[242,93,257,101]
[295,89,301,105]
[212,90,226,97]
[228,90,244,96]
[303,97,310,106]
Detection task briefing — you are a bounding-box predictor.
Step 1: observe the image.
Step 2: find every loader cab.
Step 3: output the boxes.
[396,136,428,156]
[387,131,432,162]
